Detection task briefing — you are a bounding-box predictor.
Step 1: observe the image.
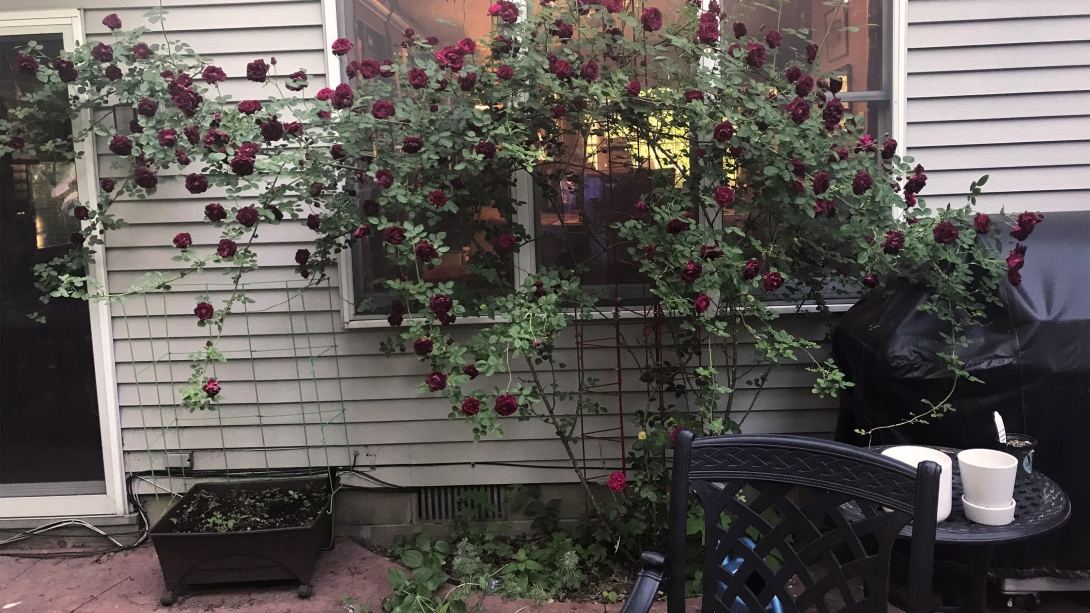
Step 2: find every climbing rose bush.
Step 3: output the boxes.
[1,3,1041,517]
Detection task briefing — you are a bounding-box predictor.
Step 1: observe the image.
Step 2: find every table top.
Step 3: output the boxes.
[875,446,1071,545]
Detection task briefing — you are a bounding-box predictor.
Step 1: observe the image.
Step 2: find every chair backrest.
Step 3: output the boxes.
[666,432,940,613]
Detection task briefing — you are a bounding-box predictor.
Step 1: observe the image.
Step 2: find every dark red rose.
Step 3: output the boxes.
[331,37,352,56]
[172,232,192,249]
[857,134,877,153]
[362,200,380,217]
[100,179,115,193]
[182,125,200,145]
[551,59,572,80]
[407,68,429,89]
[714,185,735,207]
[700,245,724,260]
[360,59,382,78]
[71,205,89,221]
[129,43,151,60]
[103,66,122,84]
[384,226,406,245]
[109,134,133,156]
[236,142,259,159]
[463,364,479,379]
[795,75,815,97]
[852,170,874,195]
[185,173,208,194]
[786,98,810,124]
[237,99,262,115]
[294,248,310,265]
[642,244,657,257]
[194,301,215,320]
[790,180,805,193]
[205,203,227,222]
[680,259,702,282]
[229,156,254,176]
[458,71,477,91]
[713,120,734,143]
[133,167,158,189]
[814,199,836,218]
[285,70,308,91]
[904,192,917,207]
[806,43,819,63]
[52,58,77,82]
[91,43,113,63]
[632,200,648,220]
[461,397,481,415]
[495,394,518,416]
[16,52,39,75]
[498,233,518,251]
[353,225,370,238]
[400,136,424,154]
[763,271,784,291]
[733,21,747,38]
[476,141,497,159]
[202,379,221,398]
[554,19,574,40]
[765,29,782,48]
[685,90,705,102]
[904,167,928,195]
[785,66,802,83]
[666,218,687,234]
[260,119,284,142]
[881,139,898,160]
[697,11,719,44]
[552,104,567,119]
[236,206,259,227]
[789,158,806,178]
[246,59,269,82]
[155,128,175,148]
[428,189,447,207]
[694,293,711,314]
[69,231,85,246]
[812,171,830,195]
[316,87,333,101]
[974,213,991,234]
[175,149,191,166]
[387,313,403,327]
[371,100,395,119]
[413,338,433,355]
[7,136,24,150]
[1011,212,1043,240]
[375,169,394,188]
[455,37,476,55]
[933,220,960,244]
[217,239,237,258]
[305,214,321,230]
[626,80,642,97]
[823,97,845,130]
[862,274,879,288]
[330,144,346,160]
[835,147,850,161]
[881,230,905,254]
[496,0,519,23]
[436,47,464,71]
[332,83,354,110]
[1006,244,1027,286]
[745,41,767,68]
[429,294,453,315]
[129,118,144,134]
[102,13,122,30]
[581,60,599,81]
[496,65,514,81]
[415,241,440,262]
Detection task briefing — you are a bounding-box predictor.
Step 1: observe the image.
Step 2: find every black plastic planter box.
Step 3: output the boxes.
[149,476,333,605]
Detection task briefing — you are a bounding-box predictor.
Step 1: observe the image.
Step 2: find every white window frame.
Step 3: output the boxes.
[334,0,906,327]
[1,9,126,517]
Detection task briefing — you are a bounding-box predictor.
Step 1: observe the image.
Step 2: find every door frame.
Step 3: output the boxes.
[1,9,126,517]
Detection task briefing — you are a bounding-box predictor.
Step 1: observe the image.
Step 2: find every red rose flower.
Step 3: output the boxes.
[814,199,836,218]
[295,249,310,265]
[457,37,477,54]
[16,52,39,76]
[402,137,424,154]
[237,99,262,115]
[371,100,395,118]
[217,239,237,258]
[100,178,115,193]
[109,134,133,156]
[375,169,394,188]
[763,271,784,291]
[73,206,89,220]
[205,203,227,222]
[463,364,479,379]
[626,80,641,97]
[554,19,574,40]
[607,471,626,492]
[102,13,122,30]
[173,232,192,249]
[428,189,447,207]
[91,42,113,63]
[694,293,711,314]
[881,139,898,160]
[812,171,830,195]
[384,225,406,245]
[765,29,783,48]
[863,274,879,288]
[745,41,767,68]
[685,90,705,102]
[852,170,875,195]
[580,60,599,81]
[881,230,904,254]
[413,338,433,355]
[498,233,518,251]
[332,83,354,110]
[795,75,815,97]
[461,397,481,415]
[202,379,221,398]
[823,98,845,131]
[713,120,734,143]
[476,141,497,159]
[200,65,226,84]
[185,173,208,194]
[700,245,724,260]
[1010,212,1044,241]
[495,394,518,416]
[641,7,663,32]
[52,58,77,82]
[353,225,370,238]
[425,372,447,392]
[260,119,284,142]
[680,259,702,282]
[697,11,719,44]
[933,220,960,244]
[230,156,254,176]
[415,241,439,262]
[806,43,819,63]
[550,59,572,80]
[236,206,259,227]
[429,294,453,314]
[246,59,269,82]
[458,71,477,91]
[285,70,308,91]
[407,68,429,89]
[194,302,215,320]
[331,37,352,56]
[974,213,991,234]
[1006,244,1027,286]
[306,214,321,230]
[133,167,158,189]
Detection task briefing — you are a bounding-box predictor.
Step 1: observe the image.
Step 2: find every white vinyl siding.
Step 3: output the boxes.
[905,0,1090,213]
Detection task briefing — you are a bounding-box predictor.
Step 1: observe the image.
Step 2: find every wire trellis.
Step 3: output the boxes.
[116,278,354,505]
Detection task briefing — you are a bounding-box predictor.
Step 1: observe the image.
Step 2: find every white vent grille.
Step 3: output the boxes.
[416,486,508,522]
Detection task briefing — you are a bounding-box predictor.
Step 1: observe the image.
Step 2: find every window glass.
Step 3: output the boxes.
[347,0,495,62]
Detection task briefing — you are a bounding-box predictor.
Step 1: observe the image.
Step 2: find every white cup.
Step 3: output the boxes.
[882,446,952,522]
[957,448,1018,509]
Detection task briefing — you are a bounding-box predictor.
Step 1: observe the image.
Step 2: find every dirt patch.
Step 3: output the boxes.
[166,482,330,533]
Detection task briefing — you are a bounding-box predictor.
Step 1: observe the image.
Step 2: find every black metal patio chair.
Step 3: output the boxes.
[620,432,941,613]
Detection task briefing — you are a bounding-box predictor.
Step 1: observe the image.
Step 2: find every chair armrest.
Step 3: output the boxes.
[619,551,666,613]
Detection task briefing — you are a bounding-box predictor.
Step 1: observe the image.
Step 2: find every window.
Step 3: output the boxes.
[341,0,893,322]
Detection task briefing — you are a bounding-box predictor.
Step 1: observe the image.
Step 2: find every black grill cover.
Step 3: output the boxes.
[833,211,1090,571]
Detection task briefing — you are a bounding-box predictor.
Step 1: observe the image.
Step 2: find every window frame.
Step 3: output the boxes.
[335,0,906,327]
[0,8,127,518]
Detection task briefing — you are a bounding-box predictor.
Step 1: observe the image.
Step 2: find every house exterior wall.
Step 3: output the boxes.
[905,0,1090,213]
[16,0,1089,501]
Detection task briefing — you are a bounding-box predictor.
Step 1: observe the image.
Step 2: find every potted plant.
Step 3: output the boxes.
[149,476,334,605]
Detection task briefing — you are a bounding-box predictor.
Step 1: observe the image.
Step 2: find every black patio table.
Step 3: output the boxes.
[869,446,1071,613]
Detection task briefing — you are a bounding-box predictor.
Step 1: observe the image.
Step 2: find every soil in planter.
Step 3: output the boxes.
[168,482,330,533]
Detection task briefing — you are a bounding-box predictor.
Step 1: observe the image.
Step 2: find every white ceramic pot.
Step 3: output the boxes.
[962,496,1016,526]
[882,446,952,522]
[957,448,1018,508]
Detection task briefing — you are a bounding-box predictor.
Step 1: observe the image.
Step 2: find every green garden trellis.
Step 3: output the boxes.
[117,278,356,506]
